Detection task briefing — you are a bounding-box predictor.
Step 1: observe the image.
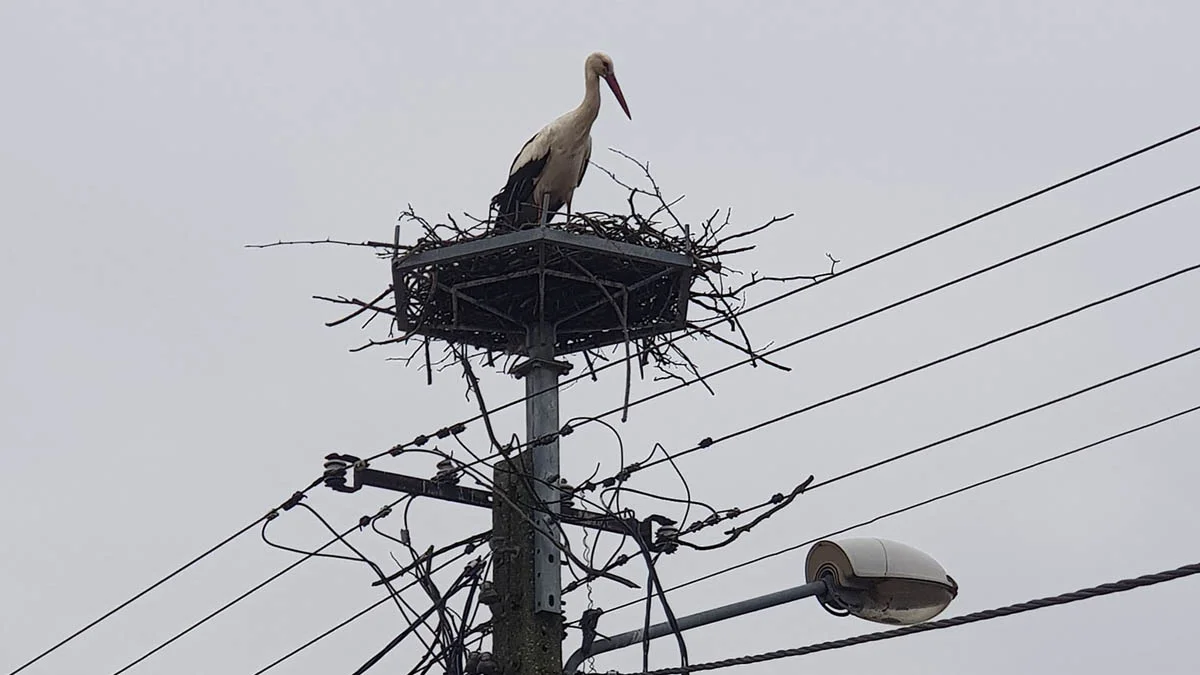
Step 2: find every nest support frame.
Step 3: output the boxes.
[392,226,695,356]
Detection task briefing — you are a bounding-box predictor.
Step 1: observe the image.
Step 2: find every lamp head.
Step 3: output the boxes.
[806,537,958,625]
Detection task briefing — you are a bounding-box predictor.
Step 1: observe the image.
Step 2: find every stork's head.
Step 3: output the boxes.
[586,51,631,120]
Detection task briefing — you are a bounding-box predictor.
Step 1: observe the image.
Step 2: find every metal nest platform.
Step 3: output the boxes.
[391,226,694,355]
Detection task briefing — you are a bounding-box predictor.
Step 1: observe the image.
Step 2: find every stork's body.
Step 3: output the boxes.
[491,52,632,231]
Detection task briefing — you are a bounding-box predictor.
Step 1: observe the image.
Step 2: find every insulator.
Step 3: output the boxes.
[433,458,460,485]
[322,453,350,490]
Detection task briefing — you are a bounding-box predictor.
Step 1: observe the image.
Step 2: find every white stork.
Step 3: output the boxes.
[491,52,632,231]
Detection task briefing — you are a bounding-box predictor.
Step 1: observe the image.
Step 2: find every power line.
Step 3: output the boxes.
[251,533,490,675]
[107,500,400,675]
[677,339,1200,546]
[598,401,1200,616]
[7,483,321,675]
[362,123,1200,467]
[58,122,1196,674]
[600,258,1200,481]
[614,559,1200,674]
[440,183,1200,481]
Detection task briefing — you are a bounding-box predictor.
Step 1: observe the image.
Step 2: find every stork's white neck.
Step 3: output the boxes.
[575,71,602,125]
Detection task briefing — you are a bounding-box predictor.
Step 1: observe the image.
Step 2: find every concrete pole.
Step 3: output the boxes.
[492,321,571,675]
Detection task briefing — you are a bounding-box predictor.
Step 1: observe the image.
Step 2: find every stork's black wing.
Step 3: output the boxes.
[491,133,550,232]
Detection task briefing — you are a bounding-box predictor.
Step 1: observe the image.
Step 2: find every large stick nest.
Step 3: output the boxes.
[250,150,837,401]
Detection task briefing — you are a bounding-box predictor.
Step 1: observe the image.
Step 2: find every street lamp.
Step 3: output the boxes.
[563,537,957,673]
[806,537,958,625]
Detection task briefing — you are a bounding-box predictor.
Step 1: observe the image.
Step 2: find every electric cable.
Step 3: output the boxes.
[599,259,1200,483]
[6,481,322,675]
[251,536,488,675]
[610,559,1200,674]
[291,502,443,654]
[351,559,485,675]
[107,498,402,675]
[678,334,1200,546]
[360,123,1200,469]
[421,182,1200,479]
[599,402,1200,616]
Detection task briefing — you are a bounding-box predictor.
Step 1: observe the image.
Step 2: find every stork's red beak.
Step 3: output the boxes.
[604,73,632,120]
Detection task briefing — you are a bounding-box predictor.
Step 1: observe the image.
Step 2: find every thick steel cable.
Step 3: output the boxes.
[361,123,1200,467]
[598,402,1200,616]
[615,561,1200,675]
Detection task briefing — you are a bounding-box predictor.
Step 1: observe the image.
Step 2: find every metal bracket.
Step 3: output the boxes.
[349,466,641,536]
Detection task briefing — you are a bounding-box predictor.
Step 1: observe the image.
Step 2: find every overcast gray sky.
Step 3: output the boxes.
[3,1,1199,673]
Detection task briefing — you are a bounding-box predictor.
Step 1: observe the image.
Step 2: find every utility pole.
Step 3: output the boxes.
[492,322,571,675]
[328,210,694,674]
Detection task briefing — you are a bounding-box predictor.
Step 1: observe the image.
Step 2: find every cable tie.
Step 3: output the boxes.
[450,423,467,435]
[559,423,575,436]
[435,427,452,439]
[413,434,430,447]
[770,493,784,504]
[387,444,405,456]
[698,437,714,448]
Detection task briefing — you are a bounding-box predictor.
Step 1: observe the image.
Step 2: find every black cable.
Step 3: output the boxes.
[631,531,688,675]
[7,481,321,675]
[363,122,1200,469]
[351,561,484,675]
[372,531,491,588]
[433,182,1200,481]
[614,560,1200,675]
[436,437,639,590]
[602,402,1200,616]
[603,486,720,521]
[616,258,1200,479]
[251,538,487,675]
[291,502,443,654]
[678,334,1200,547]
[108,498,400,675]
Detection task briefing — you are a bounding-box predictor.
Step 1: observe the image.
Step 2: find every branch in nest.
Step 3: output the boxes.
[244,238,407,251]
[313,286,395,327]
